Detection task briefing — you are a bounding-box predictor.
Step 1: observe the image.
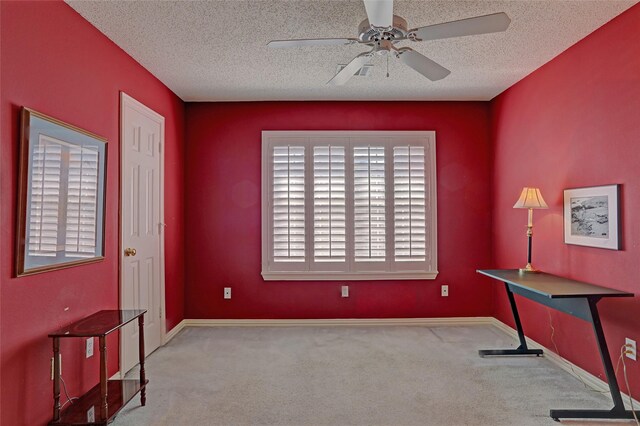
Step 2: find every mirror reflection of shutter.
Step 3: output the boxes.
[313,146,346,262]
[354,146,385,262]
[393,146,426,261]
[273,146,305,262]
[65,146,99,257]
[28,138,62,257]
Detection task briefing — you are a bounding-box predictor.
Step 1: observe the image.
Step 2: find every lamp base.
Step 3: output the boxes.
[519,263,540,273]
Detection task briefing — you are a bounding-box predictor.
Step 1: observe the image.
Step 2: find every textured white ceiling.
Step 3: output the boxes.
[66,0,637,101]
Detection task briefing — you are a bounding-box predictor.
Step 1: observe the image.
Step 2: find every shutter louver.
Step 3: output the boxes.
[65,146,99,257]
[273,146,305,262]
[313,146,346,262]
[354,146,385,262]
[28,138,62,257]
[394,146,426,261]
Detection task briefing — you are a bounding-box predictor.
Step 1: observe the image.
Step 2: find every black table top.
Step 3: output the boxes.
[49,309,146,338]
[477,269,633,299]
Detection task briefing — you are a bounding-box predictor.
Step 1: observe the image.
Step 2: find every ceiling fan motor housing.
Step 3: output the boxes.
[358,15,408,43]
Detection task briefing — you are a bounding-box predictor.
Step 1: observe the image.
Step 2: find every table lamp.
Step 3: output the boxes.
[513,187,548,272]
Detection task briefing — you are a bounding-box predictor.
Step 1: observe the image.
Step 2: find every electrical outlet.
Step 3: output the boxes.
[50,354,62,380]
[341,285,349,298]
[86,337,94,358]
[87,406,95,423]
[625,338,636,361]
[224,287,231,299]
[441,285,449,297]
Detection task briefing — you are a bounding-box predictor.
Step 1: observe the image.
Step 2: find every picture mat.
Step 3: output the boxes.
[563,185,619,250]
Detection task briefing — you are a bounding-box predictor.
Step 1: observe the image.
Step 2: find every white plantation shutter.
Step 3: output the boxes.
[28,137,62,256]
[394,146,426,261]
[65,146,99,257]
[273,146,305,262]
[354,146,385,262]
[262,131,437,280]
[313,146,346,262]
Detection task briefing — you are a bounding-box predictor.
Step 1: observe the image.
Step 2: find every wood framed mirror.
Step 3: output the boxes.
[16,107,107,276]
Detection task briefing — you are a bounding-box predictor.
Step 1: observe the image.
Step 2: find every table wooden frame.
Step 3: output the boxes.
[477,269,638,422]
[48,310,147,425]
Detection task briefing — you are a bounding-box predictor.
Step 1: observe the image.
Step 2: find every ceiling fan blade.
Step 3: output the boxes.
[267,38,358,48]
[363,0,394,28]
[397,48,450,81]
[410,12,511,41]
[327,53,372,86]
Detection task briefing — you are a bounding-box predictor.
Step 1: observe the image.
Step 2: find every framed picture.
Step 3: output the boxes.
[16,108,107,276]
[563,184,620,250]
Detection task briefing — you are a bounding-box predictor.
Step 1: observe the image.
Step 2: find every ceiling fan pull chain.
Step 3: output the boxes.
[386,54,389,78]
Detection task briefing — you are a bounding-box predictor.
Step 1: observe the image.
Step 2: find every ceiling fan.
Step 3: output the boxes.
[267,0,511,85]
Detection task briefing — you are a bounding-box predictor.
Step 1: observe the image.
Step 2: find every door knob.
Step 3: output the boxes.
[124,247,137,257]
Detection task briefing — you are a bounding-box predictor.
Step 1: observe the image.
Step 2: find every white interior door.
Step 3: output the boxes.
[120,92,165,374]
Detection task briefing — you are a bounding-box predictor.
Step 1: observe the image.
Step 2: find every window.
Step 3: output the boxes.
[262,131,437,280]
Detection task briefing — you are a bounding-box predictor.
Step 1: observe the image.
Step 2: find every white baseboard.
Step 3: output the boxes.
[162,317,491,342]
[164,319,187,343]
[182,316,494,327]
[490,318,640,409]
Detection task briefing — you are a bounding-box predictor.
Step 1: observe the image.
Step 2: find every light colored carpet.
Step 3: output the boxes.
[113,325,635,426]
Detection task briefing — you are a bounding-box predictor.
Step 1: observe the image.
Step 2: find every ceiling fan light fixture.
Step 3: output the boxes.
[336,63,374,77]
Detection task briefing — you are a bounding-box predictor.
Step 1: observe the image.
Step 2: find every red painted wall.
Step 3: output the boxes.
[185,102,493,319]
[490,5,640,394]
[0,2,185,425]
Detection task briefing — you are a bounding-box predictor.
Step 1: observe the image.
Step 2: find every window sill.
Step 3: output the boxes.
[261,271,439,281]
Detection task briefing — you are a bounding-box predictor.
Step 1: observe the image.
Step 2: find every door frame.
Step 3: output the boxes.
[119,92,167,373]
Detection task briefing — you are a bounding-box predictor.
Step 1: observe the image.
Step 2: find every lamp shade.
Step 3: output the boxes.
[513,187,548,209]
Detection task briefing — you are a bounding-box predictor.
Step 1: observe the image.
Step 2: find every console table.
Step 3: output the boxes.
[48,310,148,425]
[477,269,637,421]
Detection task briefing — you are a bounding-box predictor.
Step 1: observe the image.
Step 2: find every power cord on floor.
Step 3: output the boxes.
[548,309,639,425]
[59,376,79,409]
[620,345,639,425]
[548,309,611,394]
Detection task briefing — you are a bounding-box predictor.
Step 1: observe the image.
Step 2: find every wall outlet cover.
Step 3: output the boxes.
[625,337,636,361]
[86,337,94,358]
[341,285,349,298]
[441,285,449,297]
[87,406,95,423]
[224,287,231,299]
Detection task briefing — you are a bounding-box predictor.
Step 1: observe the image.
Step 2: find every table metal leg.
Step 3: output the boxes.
[479,282,543,357]
[550,298,639,421]
[138,314,147,406]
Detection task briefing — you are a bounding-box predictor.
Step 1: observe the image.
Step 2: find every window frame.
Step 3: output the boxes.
[262,131,438,281]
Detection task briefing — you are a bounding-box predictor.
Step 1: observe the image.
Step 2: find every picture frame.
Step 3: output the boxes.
[16,108,108,276]
[563,184,620,250]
